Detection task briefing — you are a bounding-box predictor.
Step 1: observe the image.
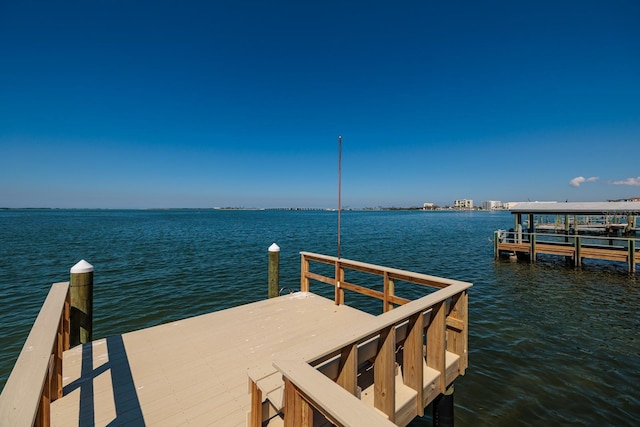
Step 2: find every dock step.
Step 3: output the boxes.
[252,351,460,426]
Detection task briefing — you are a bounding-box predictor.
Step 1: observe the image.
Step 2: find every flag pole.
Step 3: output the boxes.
[337,135,342,260]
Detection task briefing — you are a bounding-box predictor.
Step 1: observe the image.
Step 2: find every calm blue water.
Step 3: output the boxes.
[1,209,638,425]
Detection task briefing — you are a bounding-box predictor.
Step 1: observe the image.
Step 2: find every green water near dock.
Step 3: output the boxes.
[1,209,638,425]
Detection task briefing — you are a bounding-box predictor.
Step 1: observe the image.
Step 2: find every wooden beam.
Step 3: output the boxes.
[374,326,396,422]
[427,301,446,393]
[301,254,310,292]
[334,261,344,305]
[403,312,425,416]
[383,272,394,312]
[447,291,469,373]
[249,380,262,427]
[336,344,358,396]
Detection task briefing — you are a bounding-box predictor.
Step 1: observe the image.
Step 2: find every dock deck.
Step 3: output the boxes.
[51,293,373,426]
[1,252,471,427]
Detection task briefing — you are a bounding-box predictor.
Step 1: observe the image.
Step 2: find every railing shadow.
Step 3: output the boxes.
[63,335,145,426]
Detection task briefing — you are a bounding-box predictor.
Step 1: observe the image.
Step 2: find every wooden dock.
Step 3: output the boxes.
[495,201,640,273]
[0,252,472,427]
[51,292,374,426]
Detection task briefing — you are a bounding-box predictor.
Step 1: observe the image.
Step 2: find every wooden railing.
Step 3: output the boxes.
[0,282,70,427]
[300,252,467,312]
[250,253,471,426]
[494,230,639,272]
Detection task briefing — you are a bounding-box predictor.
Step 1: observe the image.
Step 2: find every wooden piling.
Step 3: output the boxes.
[433,384,455,427]
[268,243,280,298]
[629,239,636,273]
[69,260,93,347]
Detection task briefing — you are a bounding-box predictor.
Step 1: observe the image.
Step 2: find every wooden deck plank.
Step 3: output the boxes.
[51,292,374,426]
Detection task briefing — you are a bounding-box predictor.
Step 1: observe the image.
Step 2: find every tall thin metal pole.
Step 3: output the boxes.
[338,135,342,260]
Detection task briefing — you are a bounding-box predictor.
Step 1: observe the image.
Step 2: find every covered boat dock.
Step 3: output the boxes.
[494,201,640,272]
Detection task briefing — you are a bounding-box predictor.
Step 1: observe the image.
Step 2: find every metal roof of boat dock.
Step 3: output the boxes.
[509,201,640,215]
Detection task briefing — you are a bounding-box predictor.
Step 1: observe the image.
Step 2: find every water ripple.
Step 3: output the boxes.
[1,209,638,425]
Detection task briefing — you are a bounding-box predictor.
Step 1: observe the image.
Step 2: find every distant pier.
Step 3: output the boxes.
[495,201,640,273]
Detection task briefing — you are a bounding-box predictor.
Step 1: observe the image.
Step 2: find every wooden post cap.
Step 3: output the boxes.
[268,243,280,252]
[70,260,94,274]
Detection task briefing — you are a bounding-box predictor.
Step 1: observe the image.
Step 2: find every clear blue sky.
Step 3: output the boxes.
[1,1,639,208]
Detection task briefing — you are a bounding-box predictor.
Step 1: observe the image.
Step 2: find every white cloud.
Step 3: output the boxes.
[570,176,599,187]
[570,176,585,187]
[612,176,640,186]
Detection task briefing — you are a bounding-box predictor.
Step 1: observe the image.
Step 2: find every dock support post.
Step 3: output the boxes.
[494,231,499,259]
[268,243,280,298]
[70,260,93,346]
[629,239,636,273]
[433,384,454,427]
[530,233,536,264]
[575,236,582,268]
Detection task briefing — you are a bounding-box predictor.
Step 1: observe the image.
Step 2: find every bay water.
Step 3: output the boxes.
[1,209,638,425]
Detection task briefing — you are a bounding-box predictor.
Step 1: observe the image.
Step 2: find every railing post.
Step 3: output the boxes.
[403,312,425,416]
[427,301,446,393]
[301,253,310,292]
[374,326,396,423]
[70,260,93,347]
[284,378,313,427]
[383,271,394,312]
[446,291,468,374]
[54,311,64,400]
[268,243,280,298]
[335,260,344,305]
[249,379,262,427]
[336,344,358,396]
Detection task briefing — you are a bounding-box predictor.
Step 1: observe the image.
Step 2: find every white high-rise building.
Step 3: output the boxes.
[482,200,502,210]
[454,199,473,209]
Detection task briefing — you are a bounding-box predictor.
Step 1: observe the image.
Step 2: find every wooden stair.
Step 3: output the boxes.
[251,350,460,427]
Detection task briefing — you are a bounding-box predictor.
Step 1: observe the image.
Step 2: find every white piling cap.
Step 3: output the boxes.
[268,243,280,252]
[70,259,94,273]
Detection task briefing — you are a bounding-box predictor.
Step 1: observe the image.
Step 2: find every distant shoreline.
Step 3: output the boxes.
[0,206,505,212]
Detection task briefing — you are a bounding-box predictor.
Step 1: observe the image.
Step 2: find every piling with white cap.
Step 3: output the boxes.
[70,260,94,346]
[268,243,280,298]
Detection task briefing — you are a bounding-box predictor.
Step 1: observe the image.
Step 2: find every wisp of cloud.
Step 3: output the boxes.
[570,176,599,187]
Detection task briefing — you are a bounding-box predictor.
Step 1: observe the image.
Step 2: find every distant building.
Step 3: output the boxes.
[454,199,473,209]
[482,200,503,210]
[608,197,640,202]
[423,202,435,210]
[504,201,557,209]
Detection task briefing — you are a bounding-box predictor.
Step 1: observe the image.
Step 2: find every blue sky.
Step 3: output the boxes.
[1,1,639,208]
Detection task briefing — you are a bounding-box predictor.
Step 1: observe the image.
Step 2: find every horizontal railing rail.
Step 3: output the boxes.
[0,282,70,427]
[300,251,470,312]
[495,230,639,272]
